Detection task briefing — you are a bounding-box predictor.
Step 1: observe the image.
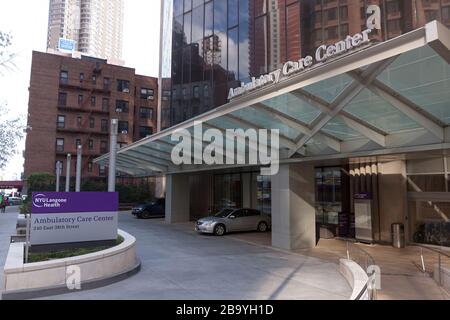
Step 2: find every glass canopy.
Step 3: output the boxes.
[95,21,450,176]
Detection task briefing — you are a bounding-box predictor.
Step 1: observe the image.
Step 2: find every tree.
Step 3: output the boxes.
[0,31,23,170]
[0,31,16,75]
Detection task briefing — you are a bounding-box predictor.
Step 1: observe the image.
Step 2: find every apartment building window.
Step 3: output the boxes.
[118,121,129,134]
[162,90,171,101]
[76,139,81,147]
[103,77,110,91]
[92,74,97,85]
[78,95,83,106]
[325,8,337,22]
[56,138,64,152]
[339,6,348,20]
[204,84,210,98]
[99,164,106,176]
[91,96,96,107]
[139,107,153,119]
[60,71,68,84]
[88,162,93,173]
[388,19,401,32]
[79,73,85,82]
[140,88,154,100]
[325,26,338,39]
[115,100,129,113]
[57,115,65,128]
[89,117,95,129]
[102,98,109,112]
[193,86,200,98]
[77,116,82,128]
[88,139,94,150]
[58,92,67,106]
[443,7,450,22]
[139,126,153,139]
[101,119,108,132]
[100,140,108,154]
[117,79,130,93]
[387,0,400,14]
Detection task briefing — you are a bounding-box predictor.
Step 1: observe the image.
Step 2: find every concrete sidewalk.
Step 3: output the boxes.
[0,206,21,295]
[41,212,351,300]
[227,231,449,300]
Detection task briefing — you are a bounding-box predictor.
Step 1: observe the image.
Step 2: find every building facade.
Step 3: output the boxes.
[24,51,158,183]
[161,0,450,128]
[96,0,450,250]
[47,0,124,63]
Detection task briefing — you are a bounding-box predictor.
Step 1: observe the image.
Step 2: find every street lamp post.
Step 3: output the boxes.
[76,145,82,192]
[108,119,118,192]
[55,161,62,192]
[65,153,71,192]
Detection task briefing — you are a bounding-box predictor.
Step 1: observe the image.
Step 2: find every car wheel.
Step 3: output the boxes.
[214,224,226,236]
[141,210,152,219]
[257,222,268,232]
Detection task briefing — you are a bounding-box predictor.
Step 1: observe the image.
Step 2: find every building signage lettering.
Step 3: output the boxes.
[228,6,382,101]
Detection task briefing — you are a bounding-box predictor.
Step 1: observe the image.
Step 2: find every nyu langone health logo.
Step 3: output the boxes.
[33,194,68,209]
[170,121,280,176]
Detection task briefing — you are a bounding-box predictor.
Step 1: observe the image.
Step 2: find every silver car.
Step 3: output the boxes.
[196,208,271,236]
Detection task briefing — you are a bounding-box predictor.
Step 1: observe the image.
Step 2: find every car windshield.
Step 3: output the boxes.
[214,209,234,218]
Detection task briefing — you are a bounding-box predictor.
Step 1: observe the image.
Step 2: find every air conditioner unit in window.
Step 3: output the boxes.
[147,96,153,101]
[122,88,130,93]
[116,108,123,113]
[121,130,128,134]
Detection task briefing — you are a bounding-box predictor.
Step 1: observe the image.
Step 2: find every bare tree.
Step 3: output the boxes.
[0,31,17,75]
[0,31,23,170]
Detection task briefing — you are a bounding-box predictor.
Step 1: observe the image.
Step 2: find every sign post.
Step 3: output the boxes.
[65,154,71,192]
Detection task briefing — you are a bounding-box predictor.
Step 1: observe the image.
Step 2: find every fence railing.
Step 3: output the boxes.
[345,241,378,300]
[415,244,450,291]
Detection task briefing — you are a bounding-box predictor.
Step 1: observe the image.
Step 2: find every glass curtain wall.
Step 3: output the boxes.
[163,0,450,128]
[407,157,450,247]
[315,167,343,226]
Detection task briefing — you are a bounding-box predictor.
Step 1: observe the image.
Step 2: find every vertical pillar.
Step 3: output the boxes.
[165,173,190,223]
[378,160,408,242]
[75,145,82,192]
[271,163,316,250]
[55,161,62,192]
[65,154,71,192]
[108,119,118,192]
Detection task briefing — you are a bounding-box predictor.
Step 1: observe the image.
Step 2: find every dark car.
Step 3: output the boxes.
[132,199,165,219]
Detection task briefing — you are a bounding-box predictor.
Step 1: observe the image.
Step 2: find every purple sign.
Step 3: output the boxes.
[354,192,372,200]
[32,192,118,214]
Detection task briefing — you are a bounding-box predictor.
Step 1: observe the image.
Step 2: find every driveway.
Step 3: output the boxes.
[43,212,351,300]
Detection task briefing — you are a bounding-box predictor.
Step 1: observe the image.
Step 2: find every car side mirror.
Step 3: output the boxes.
[229,215,236,220]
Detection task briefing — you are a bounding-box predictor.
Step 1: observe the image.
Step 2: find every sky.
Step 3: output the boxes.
[0,0,161,180]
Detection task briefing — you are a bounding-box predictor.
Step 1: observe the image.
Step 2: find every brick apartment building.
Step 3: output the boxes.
[24,51,158,183]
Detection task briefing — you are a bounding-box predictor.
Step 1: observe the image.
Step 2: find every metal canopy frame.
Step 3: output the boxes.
[95,21,450,177]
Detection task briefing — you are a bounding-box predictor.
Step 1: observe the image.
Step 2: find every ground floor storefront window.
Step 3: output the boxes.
[407,157,450,247]
[315,167,344,226]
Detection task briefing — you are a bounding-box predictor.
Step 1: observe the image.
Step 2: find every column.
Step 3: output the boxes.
[165,173,191,223]
[271,163,316,250]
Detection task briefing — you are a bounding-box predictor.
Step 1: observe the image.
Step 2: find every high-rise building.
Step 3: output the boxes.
[24,51,158,183]
[47,0,124,63]
[160,0,450,129]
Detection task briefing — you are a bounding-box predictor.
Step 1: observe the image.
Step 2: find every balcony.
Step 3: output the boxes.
[57,105,110,115]
[59,79,111,95]
[56,127,110,136]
